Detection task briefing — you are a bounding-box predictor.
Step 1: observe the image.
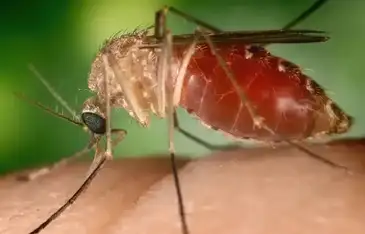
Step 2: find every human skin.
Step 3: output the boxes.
[1,138,365,234]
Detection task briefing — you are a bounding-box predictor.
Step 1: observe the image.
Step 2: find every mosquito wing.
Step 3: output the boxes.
[204,29,329,44]
[144,29,329,46]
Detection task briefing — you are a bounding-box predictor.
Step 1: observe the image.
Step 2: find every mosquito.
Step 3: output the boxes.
[17,0,352,233]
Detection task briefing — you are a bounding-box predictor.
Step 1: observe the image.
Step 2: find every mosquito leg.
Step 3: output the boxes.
[174,112,242,151]
[28,128,126,234]
[30,132,125,234]
[261,0,329,47]
[155,9,169,117]
[101,54,113,159]
[162,4,348,171]
[281,0,329,31]
[17,133,101,182]
[29,141,104,234]
[164,0,328,36]
[86,129,127,177]
[156,8,189,234]
[156,6,222,37]
[166,34,189,234]
[17,146,91,182]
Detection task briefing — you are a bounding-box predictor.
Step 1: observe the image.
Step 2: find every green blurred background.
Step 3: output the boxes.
[1,0,364,174]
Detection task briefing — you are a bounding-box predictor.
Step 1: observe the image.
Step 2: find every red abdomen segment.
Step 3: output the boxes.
[176,44,351,141]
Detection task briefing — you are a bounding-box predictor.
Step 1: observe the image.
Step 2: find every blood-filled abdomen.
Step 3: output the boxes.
[175,43,352,141]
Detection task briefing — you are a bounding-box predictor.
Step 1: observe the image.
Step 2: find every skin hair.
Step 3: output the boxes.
[2,139,365,234]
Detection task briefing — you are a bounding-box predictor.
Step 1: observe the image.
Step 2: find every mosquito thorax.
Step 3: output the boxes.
[87,28,181,128]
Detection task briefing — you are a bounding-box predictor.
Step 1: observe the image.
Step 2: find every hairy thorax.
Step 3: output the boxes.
[87,30,180,126]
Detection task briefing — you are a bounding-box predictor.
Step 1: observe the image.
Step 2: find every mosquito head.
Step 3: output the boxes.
[81,96,107,135]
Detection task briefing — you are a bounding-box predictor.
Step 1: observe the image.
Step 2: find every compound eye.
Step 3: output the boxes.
[81,112,106,135]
